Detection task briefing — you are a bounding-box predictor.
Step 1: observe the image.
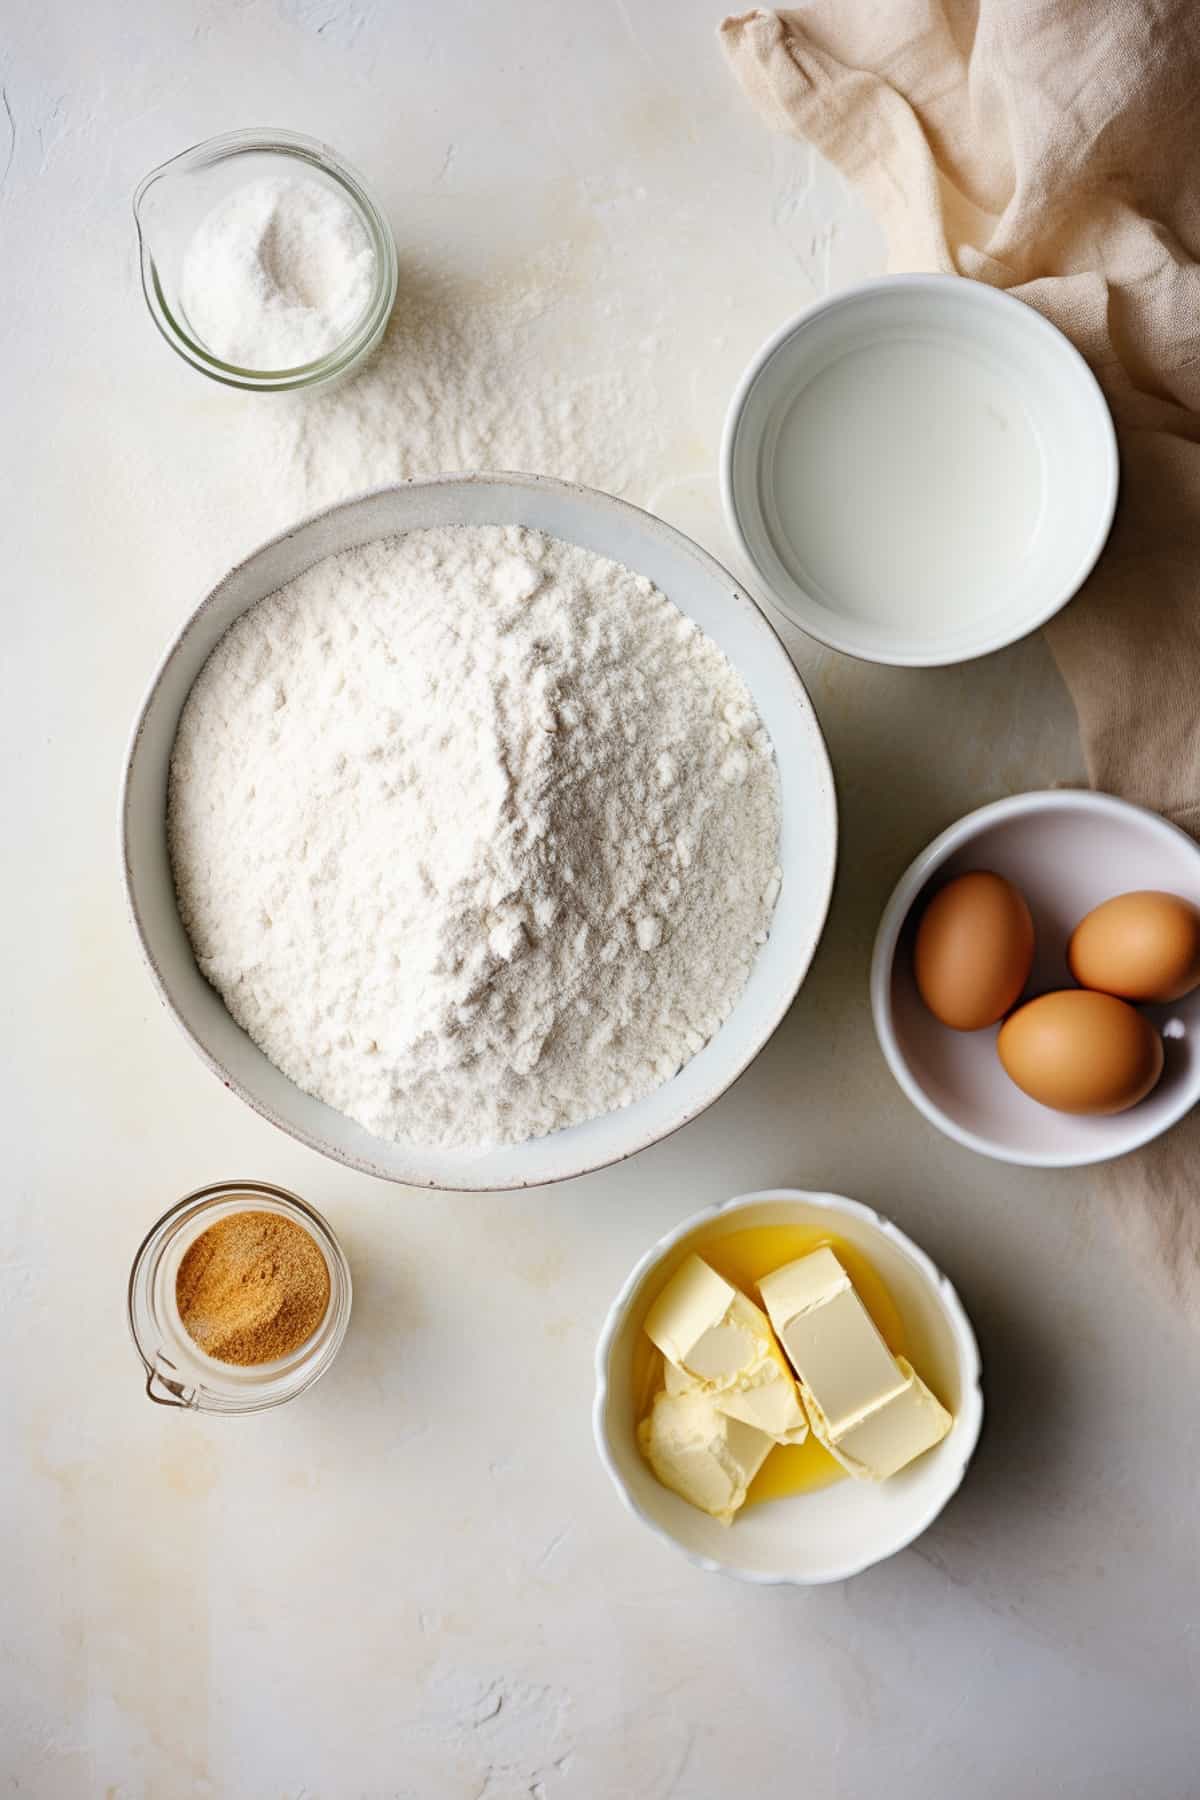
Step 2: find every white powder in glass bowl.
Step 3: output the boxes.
[168,526,782,1151]
[180,177,376,370]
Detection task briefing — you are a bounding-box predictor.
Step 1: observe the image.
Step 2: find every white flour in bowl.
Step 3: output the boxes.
[168,526,781,1150]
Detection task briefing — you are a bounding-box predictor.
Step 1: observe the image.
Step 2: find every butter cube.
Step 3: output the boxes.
[643,1254,808,1445]
[638,1386,773,1525]
[759,1249,951,1481]
[663,1357,698,1397]
[831,1358,953,1481]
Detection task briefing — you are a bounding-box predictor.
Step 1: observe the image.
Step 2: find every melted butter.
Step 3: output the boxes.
[632,1221,908,1506]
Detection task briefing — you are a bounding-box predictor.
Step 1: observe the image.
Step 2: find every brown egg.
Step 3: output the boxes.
[913,870,1034,1030]
[997,990,1164,1115]
[1068,890,1200,1004]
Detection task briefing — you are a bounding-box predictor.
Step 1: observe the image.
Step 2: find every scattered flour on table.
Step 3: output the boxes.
[169,526,782,1150]
[180,177,377,370]
[264,261,674,509]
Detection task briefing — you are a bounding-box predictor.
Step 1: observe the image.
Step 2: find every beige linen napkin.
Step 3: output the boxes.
[721,2,1200,1308]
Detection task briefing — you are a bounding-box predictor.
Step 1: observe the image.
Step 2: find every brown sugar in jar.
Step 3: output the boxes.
[175,1209,331,1366]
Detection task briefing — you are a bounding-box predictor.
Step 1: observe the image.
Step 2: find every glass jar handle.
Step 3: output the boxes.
[144,1356,197,1409]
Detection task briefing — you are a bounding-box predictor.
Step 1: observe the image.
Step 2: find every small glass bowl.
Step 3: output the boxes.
[133,127,399,392]
[127,1180,353,1414]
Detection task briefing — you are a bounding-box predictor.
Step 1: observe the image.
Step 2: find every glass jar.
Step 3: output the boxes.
[127,1180,353,1413]
[132,127,398,391]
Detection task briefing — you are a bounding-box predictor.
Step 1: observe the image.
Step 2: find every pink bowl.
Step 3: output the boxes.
[870,791,1200,1167]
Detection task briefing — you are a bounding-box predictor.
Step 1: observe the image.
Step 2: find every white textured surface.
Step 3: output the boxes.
[3,2,1198,1796]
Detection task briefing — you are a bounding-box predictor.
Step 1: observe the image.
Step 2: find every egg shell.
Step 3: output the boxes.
[1068,889,1200,1003]
[913,870,1035,1031]
[997,990,1164,1115]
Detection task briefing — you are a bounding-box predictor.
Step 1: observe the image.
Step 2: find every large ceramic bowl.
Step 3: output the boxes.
[871,790,1200,1166]
[122,475,838,1190]
[593,1189,983,1585]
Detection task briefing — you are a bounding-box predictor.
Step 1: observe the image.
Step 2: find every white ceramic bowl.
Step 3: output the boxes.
[122,475,838,1191]
[593,1189,983,1585]
[721,275,1118,667]
[871,790,1200,1167]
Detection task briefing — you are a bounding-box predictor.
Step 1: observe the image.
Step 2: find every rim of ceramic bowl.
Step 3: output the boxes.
[133,127,399,392]
[592,1188,984,1585]
[870,789,1200,1167]
[119,472,838,1192]
[719,273,1120,668]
